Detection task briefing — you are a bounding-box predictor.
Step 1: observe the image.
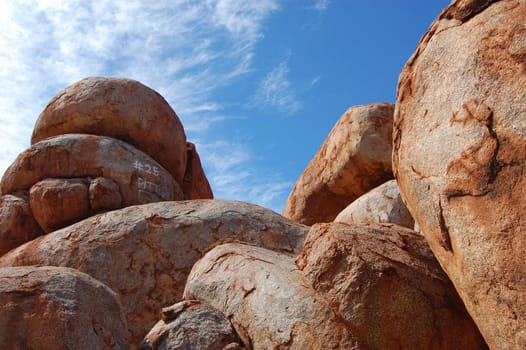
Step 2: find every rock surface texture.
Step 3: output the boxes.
[31,77,188,184]
[334,180,414,229]
[184,242,357,349]
[141,300,242,350]
[0,265,128,349]
[0,194,42,256]
[393,1,526,348]
[284,103,394,225]
[296,222,487,350]
[0,199,308,347]
[181,142,213,200]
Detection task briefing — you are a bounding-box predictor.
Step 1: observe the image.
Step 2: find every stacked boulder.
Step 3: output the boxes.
[3,0,524,347]
[0,77,212,255]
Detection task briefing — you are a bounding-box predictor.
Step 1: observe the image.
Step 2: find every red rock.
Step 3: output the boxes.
[0,199,308,347]
[393,1,526,348]
[0,265,128,349]
[141,300,241,350]
[296,222,487,349]
[181,142,213,199]
[184,242,356,349]
[31,77,188,183]
[334,179,414,229]
[0,134,183,206]
[284,103,394,225]
[0,195,42,256]
[89,177,122,213]
[29,178,90,233]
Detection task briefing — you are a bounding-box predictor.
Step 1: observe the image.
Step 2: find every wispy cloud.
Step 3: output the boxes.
[195,140,291,212]
[254,57,302,116]
[0,0,289,210]
[307,0,331,13]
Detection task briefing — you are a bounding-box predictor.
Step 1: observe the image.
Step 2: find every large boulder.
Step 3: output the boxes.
[0,195,42,256]
[141,300,242,350]
[0,134,183,205]
[334,180,414,229]
[31,77,188,184]
[0,200,308,348]
[184,242,357,349]
[393,1,526,348]
[0,265,128,349]
[284,103,394,225]
[296,222,487,349]
[29,178,90,233]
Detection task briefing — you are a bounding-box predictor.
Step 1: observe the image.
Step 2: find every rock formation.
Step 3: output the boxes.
[283,103,394,225]
[141,300,243,350]
[393,1,526,348]
[334,179,414,228]
[296,222,487,349]
[0,199,308,346]
[32,77,188,184]
[0,77,212,252]
[184,242,357,349]
[0,265,129,349]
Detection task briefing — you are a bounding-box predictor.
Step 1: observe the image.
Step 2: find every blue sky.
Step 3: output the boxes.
[0,1,450,213]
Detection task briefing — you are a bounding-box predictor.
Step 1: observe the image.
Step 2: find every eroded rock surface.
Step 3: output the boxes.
[32,77,188,183]
[296,222,488,349]
[1,134,183,206]
[141,300,242,350]
[284,103,394,225]
[0,265,128,349]
[184,242,357,349]
[334,180,414,228]
[0,199,308,347]
[0,195,42,256]
[393,1,526,348]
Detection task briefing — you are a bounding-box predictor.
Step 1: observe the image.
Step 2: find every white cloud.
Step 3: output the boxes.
[196,140,292,212]
[255,58,302,115]
[309,0,331,13]
[0,0,290,210]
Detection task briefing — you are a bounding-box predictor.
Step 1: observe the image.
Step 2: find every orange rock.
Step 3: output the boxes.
[141,300,241,350]
[1,134,183,206]
[393,1,526,348]
[89,177,122,213]
[0,265,129,349]
[181,142,213,199]
[29,178,90,233]
[0,195,42,256]
[184,242,357,349]
[32,77,187,184]
[284,103,394,225]
[0,200,308,348]
[296,222,488,349]
[334,180,414,229]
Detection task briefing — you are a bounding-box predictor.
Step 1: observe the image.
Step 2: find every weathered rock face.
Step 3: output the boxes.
[29,178,90,233]
[184,242,357,349]
[89,177,123,213]
[0,195,42,256]
[1,133,182,205]
[334,180,414,229]
[141,300,242,350]
[181,142,213,200]
[296,222,488,350]
[31,77,188,184]
[284,103,394,225]
[393,1,526,348]
[0,265,128,349]
[0,199,308,348]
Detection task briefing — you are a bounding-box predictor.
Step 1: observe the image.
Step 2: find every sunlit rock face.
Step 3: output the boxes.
[393,1,526,348]
[284,103,394,226]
